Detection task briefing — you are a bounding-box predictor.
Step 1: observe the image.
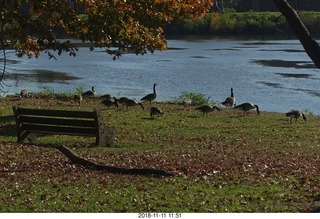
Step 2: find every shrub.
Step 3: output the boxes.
[39,86,55,96]
[75,86,84,95]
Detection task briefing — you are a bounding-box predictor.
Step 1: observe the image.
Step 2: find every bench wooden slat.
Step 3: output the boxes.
[21,124,96,136]
[16,108,96,118]
[18,116,96,128]
[12,106,115,147]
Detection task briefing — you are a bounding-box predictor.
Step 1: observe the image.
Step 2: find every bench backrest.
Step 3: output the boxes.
[12,106,100,137]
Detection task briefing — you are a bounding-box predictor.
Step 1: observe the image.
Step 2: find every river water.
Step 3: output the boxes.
[3,37,320,114]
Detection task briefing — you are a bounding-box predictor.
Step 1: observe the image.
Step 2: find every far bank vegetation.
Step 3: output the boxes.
[165,11,320,35]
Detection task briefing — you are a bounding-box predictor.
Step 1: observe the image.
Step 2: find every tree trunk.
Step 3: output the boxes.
[273,0,320,69]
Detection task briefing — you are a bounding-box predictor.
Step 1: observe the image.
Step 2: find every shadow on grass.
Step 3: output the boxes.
[141,117,162,120]
[0,115,16,137]
[0,124,16,137]
[186,115,198,118]
[0,115,15,123]
[36,144,174,177]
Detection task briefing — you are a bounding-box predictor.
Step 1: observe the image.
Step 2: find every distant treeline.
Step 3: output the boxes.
[164,11,320,35]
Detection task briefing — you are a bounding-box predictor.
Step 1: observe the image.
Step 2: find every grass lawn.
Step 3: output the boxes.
[1,94,320,212]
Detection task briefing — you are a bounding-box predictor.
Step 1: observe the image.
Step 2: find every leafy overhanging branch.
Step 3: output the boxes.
[0,0,212,59]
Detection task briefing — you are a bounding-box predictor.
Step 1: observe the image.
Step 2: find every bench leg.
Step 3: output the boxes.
[17,130,29,142]
[97,125,116,147]
[17,131,37,143]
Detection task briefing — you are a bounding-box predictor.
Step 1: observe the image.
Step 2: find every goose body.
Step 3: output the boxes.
[82,86,96,97]
[221,88,236,108]
[20,89,29,98]
[150,106,163,118]
[195,105,220,116]
[183,98,192,107]
[118,97,131,107]
[234,103,260,115]
[73,94,82,107]
[100,94,113,100]
[101,97,118,109]
[125,98,144,110]
[285,110,306,123]
[141,83,157,103]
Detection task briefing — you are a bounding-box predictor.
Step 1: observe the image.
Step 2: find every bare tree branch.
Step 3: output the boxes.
[273,0,320,69]
[0,44,10,95]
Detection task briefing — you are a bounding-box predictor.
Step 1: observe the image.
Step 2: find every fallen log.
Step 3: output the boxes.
[56,145,173,177]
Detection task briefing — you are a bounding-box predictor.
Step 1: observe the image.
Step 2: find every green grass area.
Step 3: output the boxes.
[1,93,320,212]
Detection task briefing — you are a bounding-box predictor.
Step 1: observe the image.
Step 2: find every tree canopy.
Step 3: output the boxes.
[0,0,212,59]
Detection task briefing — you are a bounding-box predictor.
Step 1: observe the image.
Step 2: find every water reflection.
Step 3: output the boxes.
[257,81,283,88]
[190,56,210,59]
[259,49,304,53]
[252,59,315,69]
[6,69,81,87]
[275,73,313,78]
[257,81,320,97]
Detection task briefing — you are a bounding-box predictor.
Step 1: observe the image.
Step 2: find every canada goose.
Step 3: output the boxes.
[101,97,118,109]
[73,94,82,107]
[195,105,220,117]
[125,98,144,110]
[100,94,113,100]
[20,89,29,98]
[82,86,96,97]
[221,88,236,108]
[285,110,307,123]
[183,98,192,107]
[141,83,157,103]
[118,97,130,107]
[234,103,260,115]
[150,106,163,118]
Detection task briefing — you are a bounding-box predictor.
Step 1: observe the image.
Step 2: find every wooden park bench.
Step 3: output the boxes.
[12,106,115,147]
